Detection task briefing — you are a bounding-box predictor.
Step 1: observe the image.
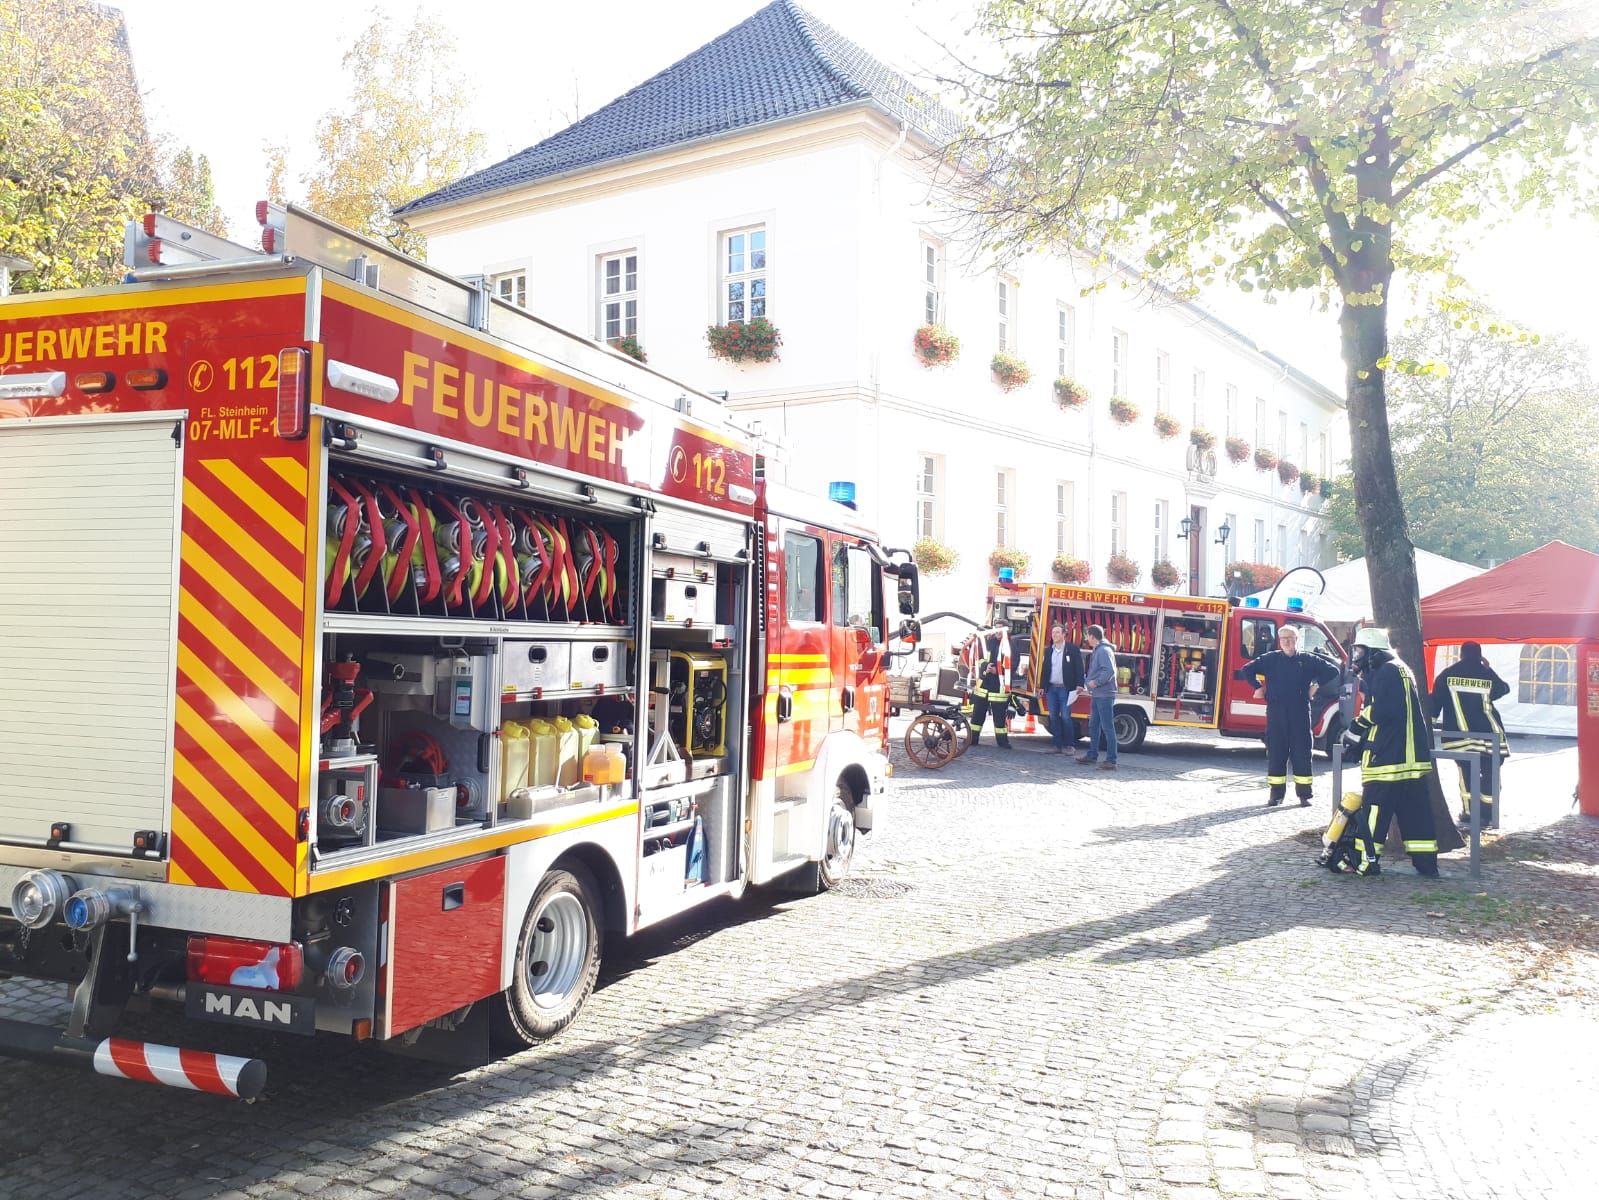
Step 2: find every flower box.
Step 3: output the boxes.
[990,352,1031,392]
[1190,427,1217,451]
[1320,477,1334,499]
[1053,377,1089,408]
[989,546,1031,577]
[1108,397,1139,425]
[1225,435,1251,463]
[1153,412,1181,439]
[1253,448,1279,472]
[1149,559,1180,590]
[1106,554,1140,586]
[913,324,960,368]
[608,334,646,363]
[707,317,781,363]
[1051,555,1090,583]
[912,537,959,576]
[1299,470,1320,495]
[1277,460,1300,485]
[1226,561,1286,592]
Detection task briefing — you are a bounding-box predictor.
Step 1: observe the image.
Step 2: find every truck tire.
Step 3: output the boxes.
[494,864,602,1047]
[819,780,857,891]
[1113,707,1148,751]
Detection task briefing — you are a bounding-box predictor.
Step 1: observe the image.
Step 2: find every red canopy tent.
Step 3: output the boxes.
[1421,540,1599,814]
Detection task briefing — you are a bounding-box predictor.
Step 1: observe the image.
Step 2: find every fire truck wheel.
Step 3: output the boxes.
[495,865,603,1046]
[1113,707,1148,751]
[819,781,857,891]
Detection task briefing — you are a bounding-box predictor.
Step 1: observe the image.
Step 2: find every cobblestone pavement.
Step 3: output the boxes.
[1,728,1595,1200]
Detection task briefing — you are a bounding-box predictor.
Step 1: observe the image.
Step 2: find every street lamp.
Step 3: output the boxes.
[1215,520,1231,547]
[1177,516,1193,540]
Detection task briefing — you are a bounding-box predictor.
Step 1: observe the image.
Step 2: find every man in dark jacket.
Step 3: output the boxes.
[1345,627,1439,877]
[1042,622,1086,754]
[1428,641,1511,826]
[1234,624,1343,806]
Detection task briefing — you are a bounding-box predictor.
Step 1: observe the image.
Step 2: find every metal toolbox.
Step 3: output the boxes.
[378,786,456,834]
[568,640,628,691]
[651,576,718,625]
[502,640,571,695]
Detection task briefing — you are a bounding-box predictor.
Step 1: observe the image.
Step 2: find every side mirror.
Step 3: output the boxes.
[897,618,922,645]
[896,562,920,616]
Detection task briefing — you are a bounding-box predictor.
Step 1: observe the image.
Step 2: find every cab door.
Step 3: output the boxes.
[829,539,887,747]
[1224,613,1277,732]
[770,523,832,801]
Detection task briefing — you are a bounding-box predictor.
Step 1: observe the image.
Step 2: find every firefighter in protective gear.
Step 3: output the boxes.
[1345,627,1440,877]
[1233,624,1342,806]
[960,626,1013,749]
[1427,641,1510,827]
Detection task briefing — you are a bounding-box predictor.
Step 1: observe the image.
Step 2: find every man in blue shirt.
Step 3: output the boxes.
[1076,624,1119,769]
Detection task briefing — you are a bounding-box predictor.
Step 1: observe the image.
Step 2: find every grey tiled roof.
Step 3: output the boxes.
[397,0,960,216]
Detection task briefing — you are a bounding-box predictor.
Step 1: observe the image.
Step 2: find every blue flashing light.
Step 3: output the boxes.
[1243,596,1261,608]
[828,481,856,504]
[1286,596,1305,612]
[998,567,1016,583]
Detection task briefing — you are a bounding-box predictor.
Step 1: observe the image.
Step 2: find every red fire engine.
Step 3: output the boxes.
[984,581,1349,751]
[0,206,917,1098]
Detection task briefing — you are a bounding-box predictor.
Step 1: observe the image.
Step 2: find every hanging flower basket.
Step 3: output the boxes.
[988,545,1031,577]
[1053,377,1089,408]
[1106,554,1140,586]
[1253,447,1279,472]
[1149,559,1181,590]
[1320,476,1335,499]
[608,334,646,363]
[913,324,960,368]
[1277,459,1300,485]
[1108,396,1139,425]
[1051,555,1091,583]
[1225,435,1251,463]
[1299,470,1320,496]
[1190,427,1217,451]
[1153,411,1182,439]
[911,536,959,576]
[707,317,782,363]
[990,352,1032,392]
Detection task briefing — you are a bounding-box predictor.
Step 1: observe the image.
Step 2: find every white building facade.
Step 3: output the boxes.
[401,0,1344,635]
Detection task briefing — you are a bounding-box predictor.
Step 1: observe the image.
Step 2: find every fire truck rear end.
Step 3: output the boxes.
[0,207,917,1098]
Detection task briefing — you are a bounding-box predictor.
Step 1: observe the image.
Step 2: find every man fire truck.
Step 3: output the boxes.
[0,205,917,1098]
[984,581,1349,753]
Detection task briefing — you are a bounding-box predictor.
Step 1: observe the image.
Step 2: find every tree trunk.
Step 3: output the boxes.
[1340,298,1426,680]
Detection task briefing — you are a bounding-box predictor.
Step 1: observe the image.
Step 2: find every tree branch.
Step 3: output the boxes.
[1391,117,1526,206]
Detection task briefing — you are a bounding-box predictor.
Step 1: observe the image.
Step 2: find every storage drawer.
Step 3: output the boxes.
[652,576,717,625]
[503,640,570,694]
[384,856,505,1035]
[569,640,627,691]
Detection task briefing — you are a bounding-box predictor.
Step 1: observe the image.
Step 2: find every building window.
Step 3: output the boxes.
[598,251,639,341]
[1226,385,1239,437]
[1298,421,1309,467]
[1154,352,1170,413]
[922,239,943,325]
[1317,533,1329,567]
[1153,499,1169,562]
[1191,370,1206,428]
[1297,528,1308,566]
[493,272,527,309]
[1110,491,1127,556]
[915,453,942,540]
[1276,522,1289,567]
[721,226,767,322]
[1278,409,1289,456]
[1225,512,1239,554]
[1519,645,1576,706]
[1111,329,1129,397]
[1056,304,1075,378]
[995,468,1015,546]
[1055,481,1074,555]
[1319,431,1330,476]
[1253,518,1266,561]
[1254,397,1266,445]
[997,277,1017,351]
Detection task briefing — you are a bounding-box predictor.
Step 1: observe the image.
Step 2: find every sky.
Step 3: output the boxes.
[113,0,1598,390]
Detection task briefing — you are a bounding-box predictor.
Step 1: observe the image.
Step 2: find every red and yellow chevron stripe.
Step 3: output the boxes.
[170,452,310,895]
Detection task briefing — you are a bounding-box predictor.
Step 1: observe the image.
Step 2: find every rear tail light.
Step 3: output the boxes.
[275,347,310,440]
[187,935,305,991]
[74,371,114,394]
